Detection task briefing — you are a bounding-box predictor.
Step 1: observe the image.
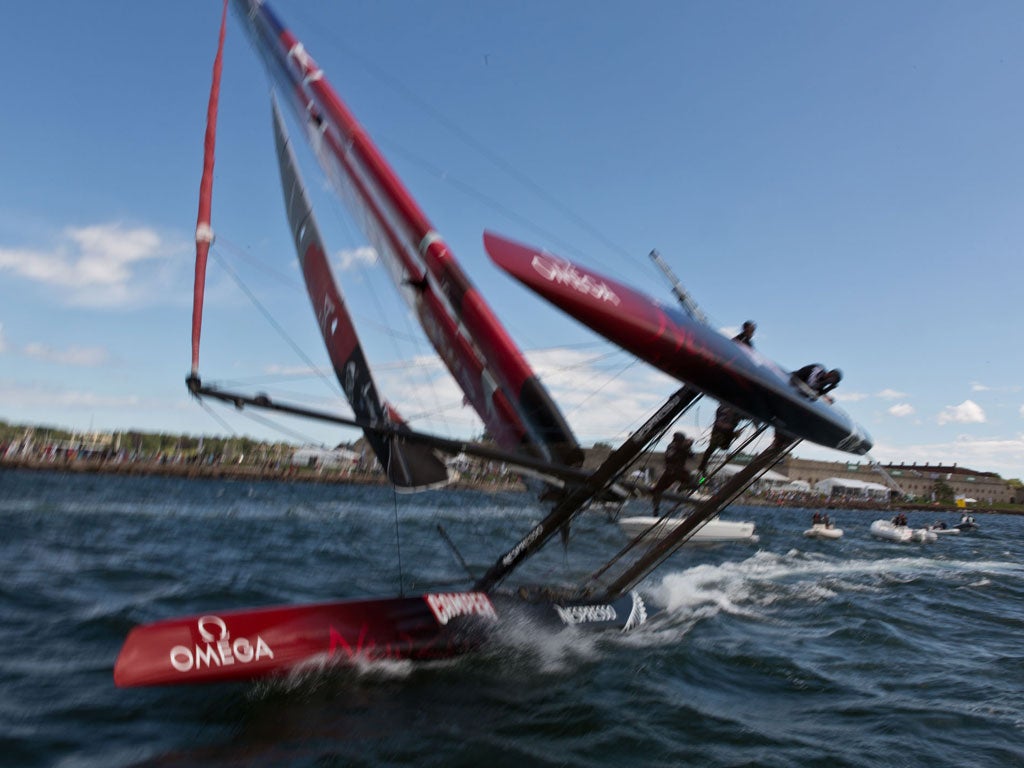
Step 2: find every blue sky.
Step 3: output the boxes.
[0,1,1021,479]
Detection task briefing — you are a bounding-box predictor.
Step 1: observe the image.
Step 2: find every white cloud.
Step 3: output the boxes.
[1020,404,1024,418]
[878,388,908,400]
[937,400,986,426]
[334,246,377,272]
[969,382,1021,394]
[889,403,915,417]
[22,342,109,367]
[834,391,868,402]
[826,433,1024,480]
[263,363,323,378]
[0,323,6,354]
[367,344,677,446]
[0,381,140,409]
[0,223,181,307]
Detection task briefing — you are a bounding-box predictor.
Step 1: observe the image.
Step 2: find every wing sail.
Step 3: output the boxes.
[232,0,582,468]
[272,100,448,490]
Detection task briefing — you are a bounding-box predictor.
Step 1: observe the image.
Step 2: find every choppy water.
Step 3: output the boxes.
[2,468,1022,767]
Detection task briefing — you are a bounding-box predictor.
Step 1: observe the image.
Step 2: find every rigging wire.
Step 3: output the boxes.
[285,7,635,265]
[391,488,405,598]
[196,397,241,437]
[209,246,339,397]
[226,407,334,448]
[277,9,745,459]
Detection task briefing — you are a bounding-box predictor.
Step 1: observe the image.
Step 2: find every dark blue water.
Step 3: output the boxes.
[2,468,1022,767]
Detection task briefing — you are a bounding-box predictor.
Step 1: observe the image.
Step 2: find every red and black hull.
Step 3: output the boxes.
[114,590,647,687]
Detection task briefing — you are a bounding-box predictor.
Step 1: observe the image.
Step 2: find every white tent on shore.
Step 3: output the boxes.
[716,464,790,492]
[814,477,891,501]
[778,479,812,494]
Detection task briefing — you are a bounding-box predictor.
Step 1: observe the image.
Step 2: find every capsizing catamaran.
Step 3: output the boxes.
[113,0,872,687]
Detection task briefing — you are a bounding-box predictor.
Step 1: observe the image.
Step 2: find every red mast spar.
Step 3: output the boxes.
[189,0,229,379]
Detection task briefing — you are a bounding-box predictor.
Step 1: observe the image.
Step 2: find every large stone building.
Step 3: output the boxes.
[776,457,1015,504]
[585,445,1017,504]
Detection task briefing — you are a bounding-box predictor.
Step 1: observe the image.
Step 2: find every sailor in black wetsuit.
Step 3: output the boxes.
[791,364,842,404]
[697,403,742,479]
[651,433,695,513]
[732,320,756,347]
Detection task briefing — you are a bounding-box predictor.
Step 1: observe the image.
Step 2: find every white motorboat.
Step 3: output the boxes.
[619,515,758,544]
[803,522,843,540]
[870,519,936,543]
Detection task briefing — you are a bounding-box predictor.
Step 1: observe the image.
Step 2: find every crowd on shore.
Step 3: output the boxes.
[0,445,525,493]
[4,447,1004,515]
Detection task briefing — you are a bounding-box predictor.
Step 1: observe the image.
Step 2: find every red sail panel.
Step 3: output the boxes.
[272,100,448,489]
[190,0,229,375]
[231,0,581,467]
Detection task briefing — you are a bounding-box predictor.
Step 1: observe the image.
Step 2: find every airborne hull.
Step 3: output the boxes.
[485,232,873,455]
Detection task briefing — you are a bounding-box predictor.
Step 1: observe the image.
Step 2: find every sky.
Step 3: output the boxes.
[0,1,1021,479]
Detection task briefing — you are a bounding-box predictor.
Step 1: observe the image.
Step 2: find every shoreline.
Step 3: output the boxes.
[4,456,1015,515]
[0,455,526,494]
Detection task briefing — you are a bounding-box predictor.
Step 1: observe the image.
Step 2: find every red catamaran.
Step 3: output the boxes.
[114,0,871,687]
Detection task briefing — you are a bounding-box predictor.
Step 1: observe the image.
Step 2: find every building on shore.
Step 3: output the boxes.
[776,457,1015,505]
[290,445,360,471]
[2,421,1019,505]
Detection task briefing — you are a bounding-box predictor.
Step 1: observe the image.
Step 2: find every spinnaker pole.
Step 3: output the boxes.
[190,0,229,377]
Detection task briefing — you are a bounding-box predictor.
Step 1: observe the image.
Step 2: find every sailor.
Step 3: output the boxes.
[812,511,823,525]
[791,364,842,404]
[696,403,742,478]
[651,432,695,513]
[732,320,756,347]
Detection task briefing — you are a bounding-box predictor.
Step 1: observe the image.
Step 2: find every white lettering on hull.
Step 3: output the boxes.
[425,592,498,626]
[554,603,618,625]
[169,615,274,673]
[530,254,620,305]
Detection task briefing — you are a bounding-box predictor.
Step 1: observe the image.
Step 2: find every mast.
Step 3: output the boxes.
[231,0,582,468]
[190,0,229,378]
